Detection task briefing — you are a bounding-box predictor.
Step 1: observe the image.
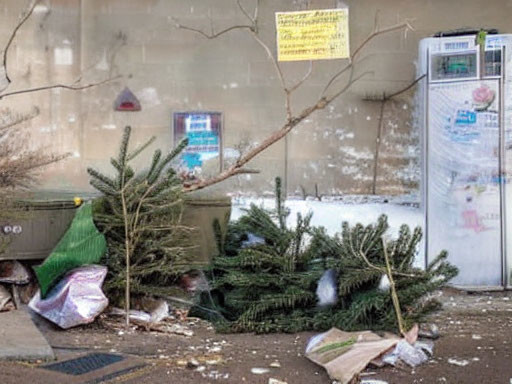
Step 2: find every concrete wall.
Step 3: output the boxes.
[1,0,511,197]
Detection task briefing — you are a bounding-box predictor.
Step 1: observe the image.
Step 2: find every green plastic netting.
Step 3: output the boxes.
[34,202,107,298]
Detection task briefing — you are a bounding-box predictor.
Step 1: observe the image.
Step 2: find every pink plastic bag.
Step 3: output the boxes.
[29,265,108,329]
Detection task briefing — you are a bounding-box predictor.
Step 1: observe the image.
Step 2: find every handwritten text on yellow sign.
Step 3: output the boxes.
[276,9,350,62]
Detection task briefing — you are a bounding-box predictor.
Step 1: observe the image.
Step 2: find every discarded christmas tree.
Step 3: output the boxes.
[311,216,458,332]
[88,126,191,325]
[201,177,323,333]
[196,179,458,334]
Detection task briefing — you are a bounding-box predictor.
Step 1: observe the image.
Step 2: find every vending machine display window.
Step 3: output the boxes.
[430,51,478,81]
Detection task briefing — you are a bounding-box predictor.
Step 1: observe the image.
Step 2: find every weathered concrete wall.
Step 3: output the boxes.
[1,0,511,197]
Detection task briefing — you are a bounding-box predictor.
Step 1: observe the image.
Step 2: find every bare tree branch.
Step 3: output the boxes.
[321,20,414,98]
[288,61,313,93]
[370,74,426,194]
[0,75,121,100]
[174,19,254,39]
[183,71,369,193]
[385,73,425,99]
[1,0,41,92]
[177,4,415,193]
[237,0,255,24]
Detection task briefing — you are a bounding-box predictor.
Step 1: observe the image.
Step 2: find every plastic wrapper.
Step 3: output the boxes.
[316,269,338,306]
[29,265,108,329]
[241,233,265,248]
[382,339,433,367]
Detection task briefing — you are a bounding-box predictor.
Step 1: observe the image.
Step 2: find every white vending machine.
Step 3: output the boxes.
[419,33,512,289]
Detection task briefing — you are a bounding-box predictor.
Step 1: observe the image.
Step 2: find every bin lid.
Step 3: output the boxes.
[15,190,101,210]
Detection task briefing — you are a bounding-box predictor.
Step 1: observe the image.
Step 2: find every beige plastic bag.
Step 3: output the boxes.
[306,328,398,384]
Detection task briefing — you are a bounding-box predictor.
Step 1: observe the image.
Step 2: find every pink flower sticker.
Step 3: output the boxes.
[472,85,495,111]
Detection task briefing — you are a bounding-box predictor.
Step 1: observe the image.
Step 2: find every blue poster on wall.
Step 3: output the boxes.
[173,112,222,171]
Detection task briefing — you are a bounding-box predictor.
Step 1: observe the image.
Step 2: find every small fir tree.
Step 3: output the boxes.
[310,216,458,332]
[202,177,323,333]
[88,126,191,325]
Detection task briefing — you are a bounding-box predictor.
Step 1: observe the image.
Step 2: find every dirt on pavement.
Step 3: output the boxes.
[1,288,512,384]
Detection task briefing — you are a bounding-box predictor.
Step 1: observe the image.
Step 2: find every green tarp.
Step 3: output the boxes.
[34,202,107,298]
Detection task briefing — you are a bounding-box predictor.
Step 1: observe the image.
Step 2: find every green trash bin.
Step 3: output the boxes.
[0,191,91,261]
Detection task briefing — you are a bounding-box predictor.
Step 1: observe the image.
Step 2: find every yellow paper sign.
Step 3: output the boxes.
[276,8,350,62]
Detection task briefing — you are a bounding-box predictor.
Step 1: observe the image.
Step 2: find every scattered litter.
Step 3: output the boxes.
[316,269,338,306]
[382,339,432,367]
[110,308,151,323]
[187,358,200,369]
[251,367,270,375]
[306,328,399,384]
[360,380,388,384]
[472,334,482,340]
[404,323,419,345]
[0,260,30,284]
[418,324,440,340]
[110,299,169,324]
[201,370,229,380]
[447,358,469,367]
[29,265,108,329]
[0,284,13,311]
[269,360,281,368]
[269,379,288,384]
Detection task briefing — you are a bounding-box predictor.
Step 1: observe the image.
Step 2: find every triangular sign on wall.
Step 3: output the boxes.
[114,87,141,111]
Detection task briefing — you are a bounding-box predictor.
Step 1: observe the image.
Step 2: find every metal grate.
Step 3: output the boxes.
[43,353,124,376]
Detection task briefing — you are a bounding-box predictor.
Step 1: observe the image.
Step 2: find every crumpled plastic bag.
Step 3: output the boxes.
[241,233,265,248]
[316,269,338,307]
[29,265,108,329]
[382,339,434,367]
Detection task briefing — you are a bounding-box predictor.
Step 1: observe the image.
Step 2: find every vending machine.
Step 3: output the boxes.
[419,33,512,288]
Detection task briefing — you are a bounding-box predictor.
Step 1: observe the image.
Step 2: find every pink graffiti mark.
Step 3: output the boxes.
[462,210,486,233]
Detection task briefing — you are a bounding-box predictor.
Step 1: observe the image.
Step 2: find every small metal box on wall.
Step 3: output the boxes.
[173,112,223,174]
[419,33,512,289]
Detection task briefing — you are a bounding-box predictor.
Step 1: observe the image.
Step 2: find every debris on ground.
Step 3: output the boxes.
[29,265,108,329]
[447,358,470,367]
[381,339,433,367]
[108,298,170,325]
[0,283,14,311]
[0,260,30,284]
[104,306,195,337]
[268,378,288,384]
[418,323,440,339]
[251,367,270,374]
[306,325,436,384]
[305,328,399,384]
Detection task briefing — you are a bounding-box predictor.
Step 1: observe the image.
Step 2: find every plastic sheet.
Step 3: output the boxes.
[29,265,108,329]
[316,269,338,306]
[306,328,399,384]
[241,233,265,248]
[382,339,434,367]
